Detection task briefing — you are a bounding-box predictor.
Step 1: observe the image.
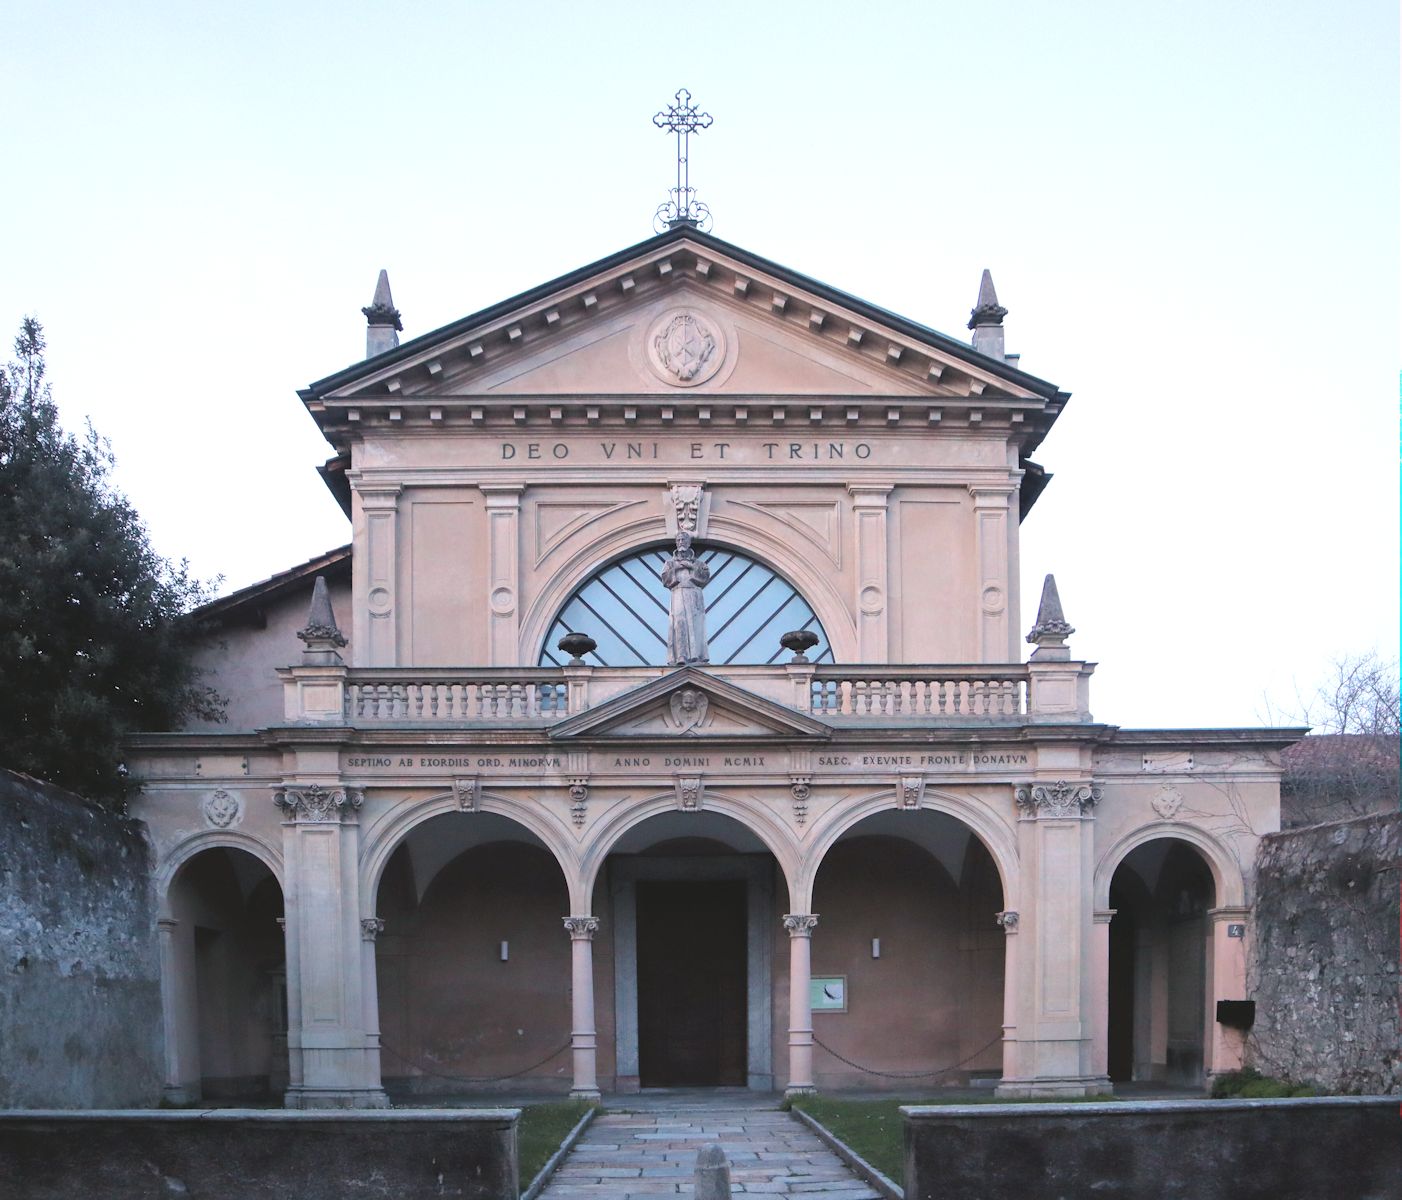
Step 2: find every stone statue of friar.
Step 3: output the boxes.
[662,531,710,665]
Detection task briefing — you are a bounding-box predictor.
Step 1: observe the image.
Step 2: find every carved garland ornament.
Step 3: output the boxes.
[360,917,385,942]
[203,788,240,829]
[568,778,590,828]
[675,775,703,812]
[272,784,363,823]
[669,687,709,733]
[1152,784,1184,820]
[899,774,926,810]
[790,776,812,825]
[1014,780,1103,818]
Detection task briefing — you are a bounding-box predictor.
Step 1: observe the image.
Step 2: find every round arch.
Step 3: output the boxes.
[1094,822,1244,911]
[518,518,858,666]
[579,791,801,911]
[796,787,1020,915]
[156,830,284,916]
[360,790,582,915]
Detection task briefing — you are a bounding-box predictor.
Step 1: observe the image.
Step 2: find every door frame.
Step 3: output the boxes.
[610,855,774,1090]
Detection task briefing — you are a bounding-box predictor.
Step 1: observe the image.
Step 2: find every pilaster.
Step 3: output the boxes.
[276,783,388,1109]
[482,485,525,666]
[848,485,891,662]
[1207,905,1251,1076]
[969,485,1016,662]
[353,484,401,667]
[997,781,1108,1098]
[157,917,197,1105]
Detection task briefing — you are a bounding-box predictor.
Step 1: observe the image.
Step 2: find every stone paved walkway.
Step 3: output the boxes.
[537,1096,881,1200]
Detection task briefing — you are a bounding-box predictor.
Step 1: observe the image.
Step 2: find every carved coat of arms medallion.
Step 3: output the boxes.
[645,310,724,386]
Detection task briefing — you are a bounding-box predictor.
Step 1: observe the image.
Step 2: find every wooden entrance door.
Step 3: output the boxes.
[636,880,747,1087]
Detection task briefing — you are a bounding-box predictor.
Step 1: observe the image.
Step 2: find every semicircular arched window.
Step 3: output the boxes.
[539,545,834,667]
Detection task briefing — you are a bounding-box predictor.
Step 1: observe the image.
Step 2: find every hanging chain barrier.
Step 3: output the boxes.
[377,1038,571,1085]
[810,1032,1004,1080]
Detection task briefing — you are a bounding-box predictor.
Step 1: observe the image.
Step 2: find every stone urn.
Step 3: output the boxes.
[779,630,820,663]
[557,632,598,665]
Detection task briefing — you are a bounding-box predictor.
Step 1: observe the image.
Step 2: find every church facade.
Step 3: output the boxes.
[126,226,1295,1108]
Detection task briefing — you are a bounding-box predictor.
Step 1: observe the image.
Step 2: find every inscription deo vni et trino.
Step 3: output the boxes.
[499,440,873,462]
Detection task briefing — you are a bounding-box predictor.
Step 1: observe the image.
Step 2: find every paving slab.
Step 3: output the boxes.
[537,1098,880,1200]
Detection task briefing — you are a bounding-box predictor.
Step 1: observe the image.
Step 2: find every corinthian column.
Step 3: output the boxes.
[783,914,819,1096]
[564,916,601,1099]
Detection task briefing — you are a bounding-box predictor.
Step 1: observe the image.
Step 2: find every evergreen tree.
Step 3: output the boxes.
[0,317,222,804]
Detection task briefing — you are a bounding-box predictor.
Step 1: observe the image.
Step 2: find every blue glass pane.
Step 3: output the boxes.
[540,544,833,667]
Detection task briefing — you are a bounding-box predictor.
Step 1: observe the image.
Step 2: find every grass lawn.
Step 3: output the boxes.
[518,1100,595,1192]
[791,1094,1118,1184]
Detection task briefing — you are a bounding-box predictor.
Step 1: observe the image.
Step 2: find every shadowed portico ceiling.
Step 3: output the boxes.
[299,227,1069,456]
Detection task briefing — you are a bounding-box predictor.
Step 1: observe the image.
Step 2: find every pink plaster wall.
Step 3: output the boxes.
[375,842,575,1095]
[807,836,1004,1090]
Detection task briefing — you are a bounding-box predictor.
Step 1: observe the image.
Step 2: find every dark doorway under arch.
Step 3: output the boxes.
[1108,840,1216,1086]
[166,847,286,1102]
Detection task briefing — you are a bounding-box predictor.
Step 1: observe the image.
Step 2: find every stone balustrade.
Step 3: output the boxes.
[344,670,573,721]
[808,666,1028,718]
[299,662,1053,726]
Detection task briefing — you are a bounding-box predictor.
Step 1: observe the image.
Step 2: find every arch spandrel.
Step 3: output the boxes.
[1094,823,1246,911]
[578,791,802,911]
[359,790,582,915]
[156,831,285,915]
[519,520,857,667]
[796,787,1020,915]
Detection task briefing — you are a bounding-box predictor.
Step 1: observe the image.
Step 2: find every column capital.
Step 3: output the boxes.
[1092,908,1117,926]
[846,483,893,505]
[352,482,403,509]
[563,916,600,941]
[157,916,179,931]
[1014,780,1101,819]
[360,917,385,942]
[783,913,819,937]
[273,783,363,823]
[995,910,1019,931]
[967,483,1017,506]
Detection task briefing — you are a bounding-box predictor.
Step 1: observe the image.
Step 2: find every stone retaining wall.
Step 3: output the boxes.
[0,1108,519,1199]
[903,1097,1401,1200]
[0,770,162,1107]
[1250,811,1400,1093]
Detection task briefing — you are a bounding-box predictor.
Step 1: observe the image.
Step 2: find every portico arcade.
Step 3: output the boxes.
[125,225,1294,1105]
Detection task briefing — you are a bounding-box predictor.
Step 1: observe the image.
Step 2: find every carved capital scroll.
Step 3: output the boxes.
[1014,780,1102,819]
[563,916,600,941]
[273,784,363,823]
[783,913,820,937]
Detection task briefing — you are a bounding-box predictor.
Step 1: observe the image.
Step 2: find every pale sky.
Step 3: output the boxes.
[3,1,1396,729]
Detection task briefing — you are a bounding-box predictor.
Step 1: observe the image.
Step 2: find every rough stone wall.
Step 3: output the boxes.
[0,769,163,1107]
[1249,812,1400,1094]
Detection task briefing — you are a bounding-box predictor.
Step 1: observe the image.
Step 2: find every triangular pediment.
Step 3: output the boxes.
[549,667,832,743]
[302,229,1066,418]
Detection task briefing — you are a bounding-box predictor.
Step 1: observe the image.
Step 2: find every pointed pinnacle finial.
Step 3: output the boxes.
[362,269,402,359]
[298,576,347,662]
[362,269,402,330]
[968,269,1007,329]
[1027,573,1075,654]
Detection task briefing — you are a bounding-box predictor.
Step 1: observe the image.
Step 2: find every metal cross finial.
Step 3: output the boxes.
[653,88,713,232]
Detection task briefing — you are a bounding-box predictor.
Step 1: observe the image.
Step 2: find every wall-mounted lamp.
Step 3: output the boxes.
[871,938,881,959]
[500,941,509,962]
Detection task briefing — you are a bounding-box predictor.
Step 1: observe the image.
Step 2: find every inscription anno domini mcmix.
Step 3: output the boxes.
[342,750,1030,772]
